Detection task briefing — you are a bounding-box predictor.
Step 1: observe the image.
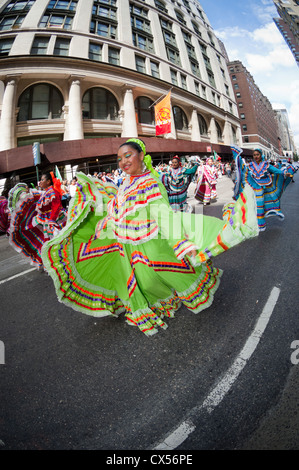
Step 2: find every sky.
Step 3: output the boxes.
[199,0,299,151]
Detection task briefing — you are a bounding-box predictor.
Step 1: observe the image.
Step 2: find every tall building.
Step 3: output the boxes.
[273,0,299,66]
[274,108,296,157]
[228,60,281,159]
[0,0,244,183]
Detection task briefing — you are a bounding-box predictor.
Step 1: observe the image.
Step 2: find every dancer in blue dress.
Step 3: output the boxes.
[160,156,198,212]
[231,146,293,231]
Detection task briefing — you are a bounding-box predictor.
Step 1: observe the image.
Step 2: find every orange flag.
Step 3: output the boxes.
[155,91,171,136]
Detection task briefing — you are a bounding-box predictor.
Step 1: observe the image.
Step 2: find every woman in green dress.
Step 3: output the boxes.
[42,139,258,336]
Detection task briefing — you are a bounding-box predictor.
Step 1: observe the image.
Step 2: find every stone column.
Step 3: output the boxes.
[121,86,138,138]
[223,117,233,145]
[208,116,218,144]
[66,76,84,141]
[0,77,18,151]
[190,108,201,141]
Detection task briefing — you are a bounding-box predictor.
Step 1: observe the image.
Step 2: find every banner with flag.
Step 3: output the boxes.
[155,91,172,136]
[213,151,221,161]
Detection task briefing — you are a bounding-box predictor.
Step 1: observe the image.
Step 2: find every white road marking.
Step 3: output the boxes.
[154,421,196,450]
[153,286,281,450]
[0,267,36,285]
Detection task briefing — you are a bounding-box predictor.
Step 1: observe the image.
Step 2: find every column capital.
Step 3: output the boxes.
[121,84,136,94]
[4,74,22,86]
[68,75,85,85]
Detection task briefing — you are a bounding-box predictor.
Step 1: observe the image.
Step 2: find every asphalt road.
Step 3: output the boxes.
[0,174,298,455]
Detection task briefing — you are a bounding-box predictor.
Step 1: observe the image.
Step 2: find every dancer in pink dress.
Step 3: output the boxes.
[194,158,218,205]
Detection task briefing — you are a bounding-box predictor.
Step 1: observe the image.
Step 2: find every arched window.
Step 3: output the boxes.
[135,96,155,125]
[197,113,208,136]
[215,120,222,140]
[173,106,188,131]
[18,83,63,121]
[82,87,119,120]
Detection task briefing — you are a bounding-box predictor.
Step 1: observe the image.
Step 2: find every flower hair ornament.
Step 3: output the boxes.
[126,138,160,178]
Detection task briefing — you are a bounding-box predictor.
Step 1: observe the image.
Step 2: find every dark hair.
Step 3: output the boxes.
[118,140,144,154]
[42,171,54,185]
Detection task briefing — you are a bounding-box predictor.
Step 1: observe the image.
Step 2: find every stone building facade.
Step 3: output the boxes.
[228,60,280,159]
[0,0,243,178]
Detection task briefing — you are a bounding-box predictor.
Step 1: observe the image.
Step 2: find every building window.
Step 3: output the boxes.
[0,14,25,30]
[242,124,247,131]
[0,0,35,31]
[197,8,205,21]
[133,32,154,53]
[18,83,63,121]
[173,106,188,131]
[192,21,201,36]
[31,36,50,54]
[166,47,181,66]
[82,87,119,120]
[181,74,187,90]
[202,53,212,70]
[199,42,207,54]
[89,42,102,61]
[197,113,208,136]
[154,0,168,13]
[150,60,160,78]
[53,37,70,56]
[135,96,154,125]
[39,14,74,29]
[170,69,178,86]
[182,0,190,10]
[234,83,239,89]
[175,10,186,25]
[135,55,146,73]
[162,28,177,48]
[90,0,118,39]
[225,84,230,96]
[207,71,216,87]
[2,0,35,14]
[0,37,15,55]
[131,6,153,53]
[236,92,241,98]
[160,17,172,32]
[194,81,200,96]
[131,13,151,34]
[185,42,197,60]
[91,20,117,38]
[92,1,116,18]
[240,113,245,119]
[182,29,192,44]
[201,85,206,99]
[130,4,148,18]
[47,1,77,10]
[108,46,119,65]
[207,32,215,46]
